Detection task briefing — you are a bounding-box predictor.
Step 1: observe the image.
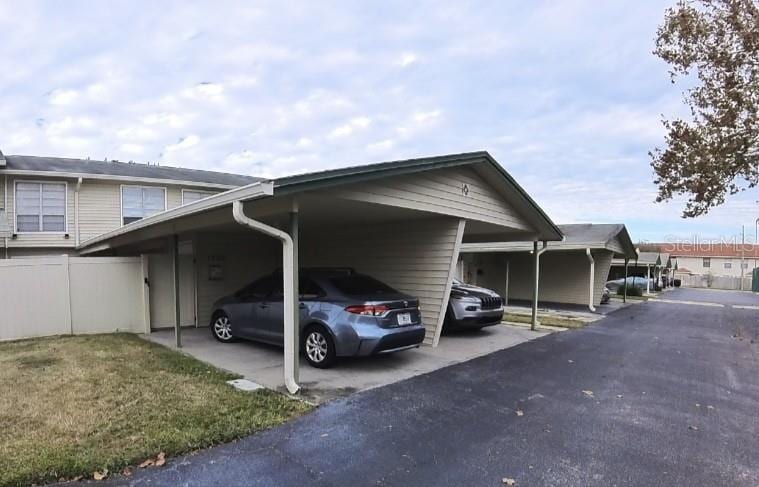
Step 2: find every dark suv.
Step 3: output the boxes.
[444,278,505,331]
[209,268,426,368]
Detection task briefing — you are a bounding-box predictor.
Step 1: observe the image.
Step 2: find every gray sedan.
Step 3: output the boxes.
[210,268,426,368]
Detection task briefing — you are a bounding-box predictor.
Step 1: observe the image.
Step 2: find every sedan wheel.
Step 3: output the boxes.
[303,327,336,368]
[212,314,234,342]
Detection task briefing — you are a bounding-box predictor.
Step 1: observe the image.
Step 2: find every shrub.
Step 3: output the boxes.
[616,285,643,297]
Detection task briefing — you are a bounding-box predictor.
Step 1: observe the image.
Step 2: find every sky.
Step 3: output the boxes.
[1,0,757,244]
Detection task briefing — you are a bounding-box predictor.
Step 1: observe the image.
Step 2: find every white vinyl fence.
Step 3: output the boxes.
[0,256,149,341]
[678,274,752,291]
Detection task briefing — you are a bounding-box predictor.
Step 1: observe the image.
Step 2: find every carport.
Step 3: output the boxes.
[610,251,661,294]
[78,152,562,393]
[459,224,637,317]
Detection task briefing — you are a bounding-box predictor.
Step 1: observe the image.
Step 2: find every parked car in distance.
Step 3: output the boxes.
[600,286,611,304]
[444,278,505,331]
[210,268,426,368]
[605,276,653,294]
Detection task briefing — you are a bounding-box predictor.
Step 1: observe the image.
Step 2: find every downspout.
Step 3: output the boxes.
[586,248,596,312]
[531,241,548,330]
[74,177,82,247]
[232,200,300,395]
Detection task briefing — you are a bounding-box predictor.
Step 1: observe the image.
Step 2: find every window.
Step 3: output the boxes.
[121,186,166,225]
[329,275,398,295]
[702,258,711,268]
[182,189,215,205]
[237,275,279,300]
[724,262,732,269]
[15,182,66,232]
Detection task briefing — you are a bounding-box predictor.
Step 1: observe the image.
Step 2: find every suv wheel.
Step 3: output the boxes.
[211,312,235,342]
[303,325,336,368]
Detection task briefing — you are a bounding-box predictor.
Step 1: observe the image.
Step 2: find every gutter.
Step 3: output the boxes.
[74,177,83,246]
[232,200,300,395]
[0,169,242,190]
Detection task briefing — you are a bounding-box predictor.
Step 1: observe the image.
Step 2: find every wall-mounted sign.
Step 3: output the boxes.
[461,183,470,197]
[208,255,225,281]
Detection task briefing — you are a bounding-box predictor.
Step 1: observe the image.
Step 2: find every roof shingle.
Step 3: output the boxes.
[2,155,261,187]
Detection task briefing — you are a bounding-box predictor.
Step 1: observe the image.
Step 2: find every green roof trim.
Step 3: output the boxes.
[271,151,563,241]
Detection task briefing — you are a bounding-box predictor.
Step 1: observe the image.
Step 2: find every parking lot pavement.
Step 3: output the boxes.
[97,291,759,486]
[663,287,759,306]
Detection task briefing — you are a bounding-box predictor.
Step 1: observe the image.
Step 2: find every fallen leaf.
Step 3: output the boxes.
[695,403,701,408]
[616,394,623,399]
[72,476,84,482]
[503,478,516,486]
[706,405,715,411]
[582,390,594,397]
[567,360,574,364]
[689,425,699,431]
[515,410,524,417]
[321,433,329,437]
[155,452,166,467]
[122,467,133,477]
[93,469,108,481]
[139,458,155,468]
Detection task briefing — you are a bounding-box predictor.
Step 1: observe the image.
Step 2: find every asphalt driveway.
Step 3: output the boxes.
[95,290,759,486]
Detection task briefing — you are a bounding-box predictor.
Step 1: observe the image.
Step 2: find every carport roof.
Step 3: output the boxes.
[78,151,563,252]
[459,223,637,258]
[612,251,661,267]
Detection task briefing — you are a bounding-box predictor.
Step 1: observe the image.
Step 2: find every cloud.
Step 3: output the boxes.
[398,52,417,67]
[181,82,225,102]
[164,135,200,155]
[329,116,372,138]
[48,89,79,105]
[0,1,744,241]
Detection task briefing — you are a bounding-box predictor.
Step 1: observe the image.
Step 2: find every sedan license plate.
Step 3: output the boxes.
[397,312,412,326]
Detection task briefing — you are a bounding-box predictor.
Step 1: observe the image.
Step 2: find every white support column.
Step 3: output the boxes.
[289,199,300,384]
[432,219,467,347]
[646,264,651,295]
[531,241,548,330]
[504,259,510,306]
[173,234,181,348]
[233,201,299,394]
[586,248,596,312]
[141,254,151,334]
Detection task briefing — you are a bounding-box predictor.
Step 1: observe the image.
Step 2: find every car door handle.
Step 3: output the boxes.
[259,304,269,309]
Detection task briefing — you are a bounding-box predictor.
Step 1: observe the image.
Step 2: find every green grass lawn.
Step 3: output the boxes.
[502,312,592,329]
[0,333,311,486]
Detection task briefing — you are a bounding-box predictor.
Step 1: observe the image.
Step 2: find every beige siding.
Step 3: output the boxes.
[195,233,280,326]
[329,166,532,231]
[467,249,614,307]
[167,187,183,209]
[78,182,121,242]
[6,175,76,248]
[300,217,462,344]
[79,182,185,243]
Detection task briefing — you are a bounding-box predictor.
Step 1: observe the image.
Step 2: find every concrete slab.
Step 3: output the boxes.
[144,324,552,403]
